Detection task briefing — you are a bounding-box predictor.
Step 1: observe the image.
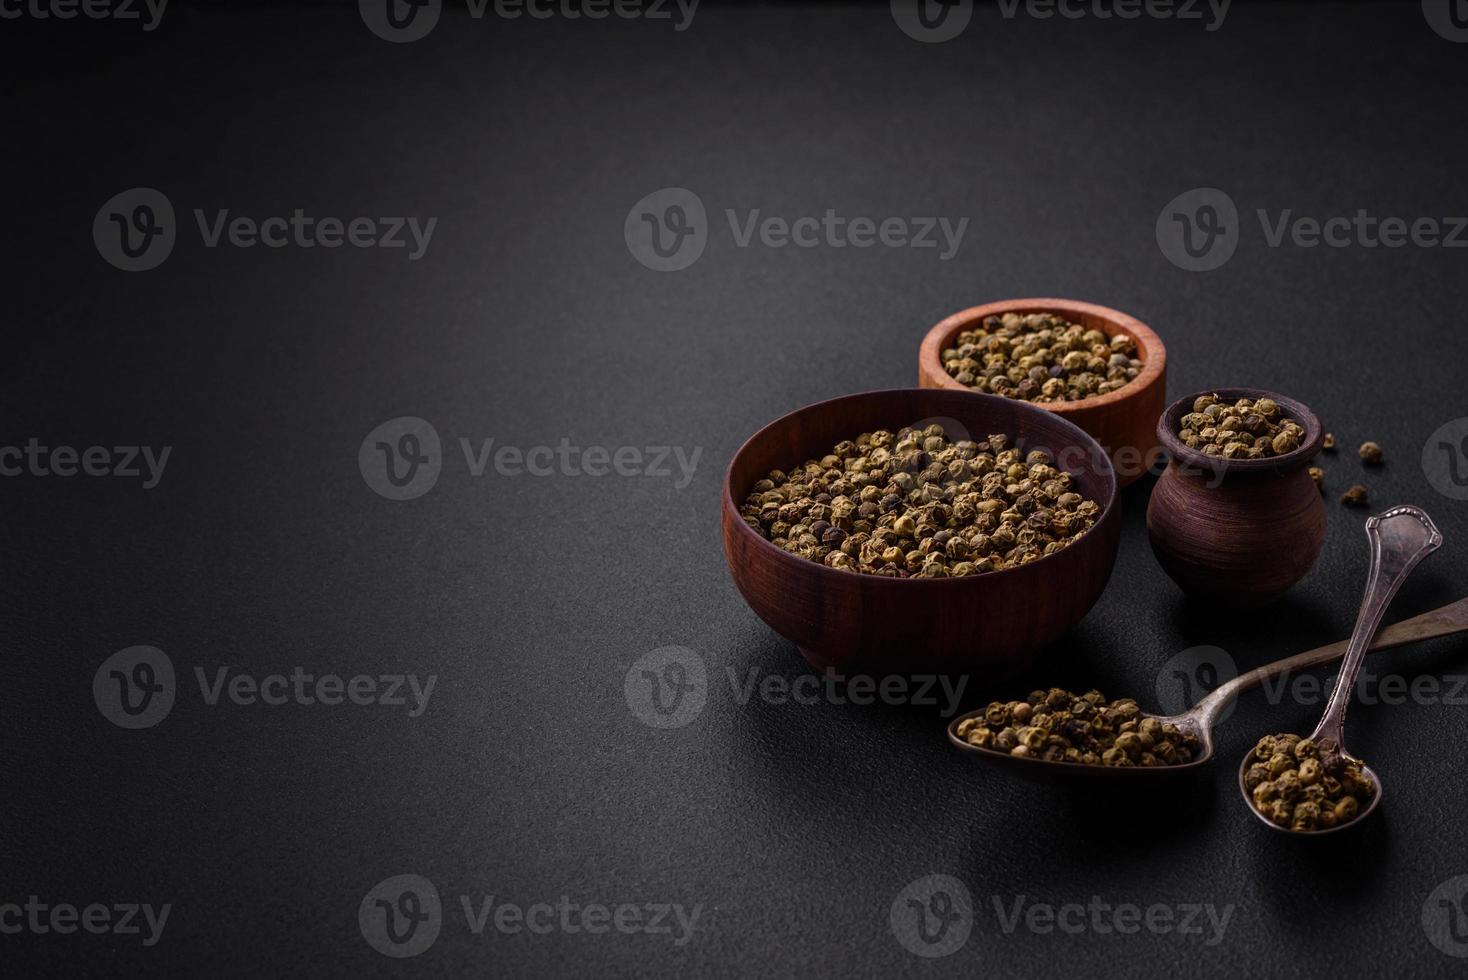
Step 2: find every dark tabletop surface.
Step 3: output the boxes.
[5,1,1468,975]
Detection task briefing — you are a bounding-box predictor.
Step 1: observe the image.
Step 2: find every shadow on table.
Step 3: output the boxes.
[1246,811,1392,908]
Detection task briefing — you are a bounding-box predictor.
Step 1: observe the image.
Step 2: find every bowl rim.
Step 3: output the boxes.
[722,387,1120,588]
[1157,386,1324,476]
[918,297,1167,414]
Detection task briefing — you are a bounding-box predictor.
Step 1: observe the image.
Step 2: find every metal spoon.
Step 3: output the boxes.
[1240,504,1443,834]
[947,520,1460,783]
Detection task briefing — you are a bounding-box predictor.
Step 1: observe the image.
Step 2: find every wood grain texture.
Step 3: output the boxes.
[917,298,1167,488]
[722,388,1122,675]
[1146,387,1327,608]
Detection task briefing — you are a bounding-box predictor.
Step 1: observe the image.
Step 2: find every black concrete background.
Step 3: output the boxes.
[4,1,1468,975]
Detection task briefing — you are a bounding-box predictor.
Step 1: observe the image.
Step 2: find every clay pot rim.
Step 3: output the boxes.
[917,297,1167,415]
[1157,387,1324,477]
[723,387,1120,589]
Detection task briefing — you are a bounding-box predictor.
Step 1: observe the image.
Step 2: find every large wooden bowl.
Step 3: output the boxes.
[722,389,1122,676]
[918,298,1167,488]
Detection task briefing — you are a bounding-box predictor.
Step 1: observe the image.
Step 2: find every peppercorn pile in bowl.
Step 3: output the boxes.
[737,423,1102,578]
[1175,392,1304,459]
[937,311,1144,403]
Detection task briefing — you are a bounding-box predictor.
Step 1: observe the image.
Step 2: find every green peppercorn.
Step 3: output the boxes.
[1255,778,1280,802]
[1291,801,1321,832]
[1019,726,1047,752]
[1114,731,1142,756]
[1271,430,1299,455]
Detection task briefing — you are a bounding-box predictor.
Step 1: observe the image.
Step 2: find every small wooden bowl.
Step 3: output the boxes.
[918,299,1167,488]
[1146,388,1327,608]
[722,388,1122,676]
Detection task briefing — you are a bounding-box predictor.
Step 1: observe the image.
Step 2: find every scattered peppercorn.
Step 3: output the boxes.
[1176,393,1304,459]
[1308,466,1325,490]
[940,311,1142,403]
[1341,484,1369,507]
[740,424,1102,577]
[1323,432,1336,451]
[956,688,1200,766]
[1358,441,1383,465]
[1244,733,1374,832]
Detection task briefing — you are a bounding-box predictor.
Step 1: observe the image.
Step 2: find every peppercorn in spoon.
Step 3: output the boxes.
[1240,505,1442,834]
[948,510,1459,782]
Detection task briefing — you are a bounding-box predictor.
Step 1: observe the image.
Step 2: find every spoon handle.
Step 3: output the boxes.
[1310,506,1443,747]
[1194,514,1454,729]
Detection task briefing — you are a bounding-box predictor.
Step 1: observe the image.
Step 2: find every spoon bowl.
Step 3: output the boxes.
[1237,747,1383,836]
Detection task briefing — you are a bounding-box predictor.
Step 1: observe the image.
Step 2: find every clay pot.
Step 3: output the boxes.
[1146,388,1326,608]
